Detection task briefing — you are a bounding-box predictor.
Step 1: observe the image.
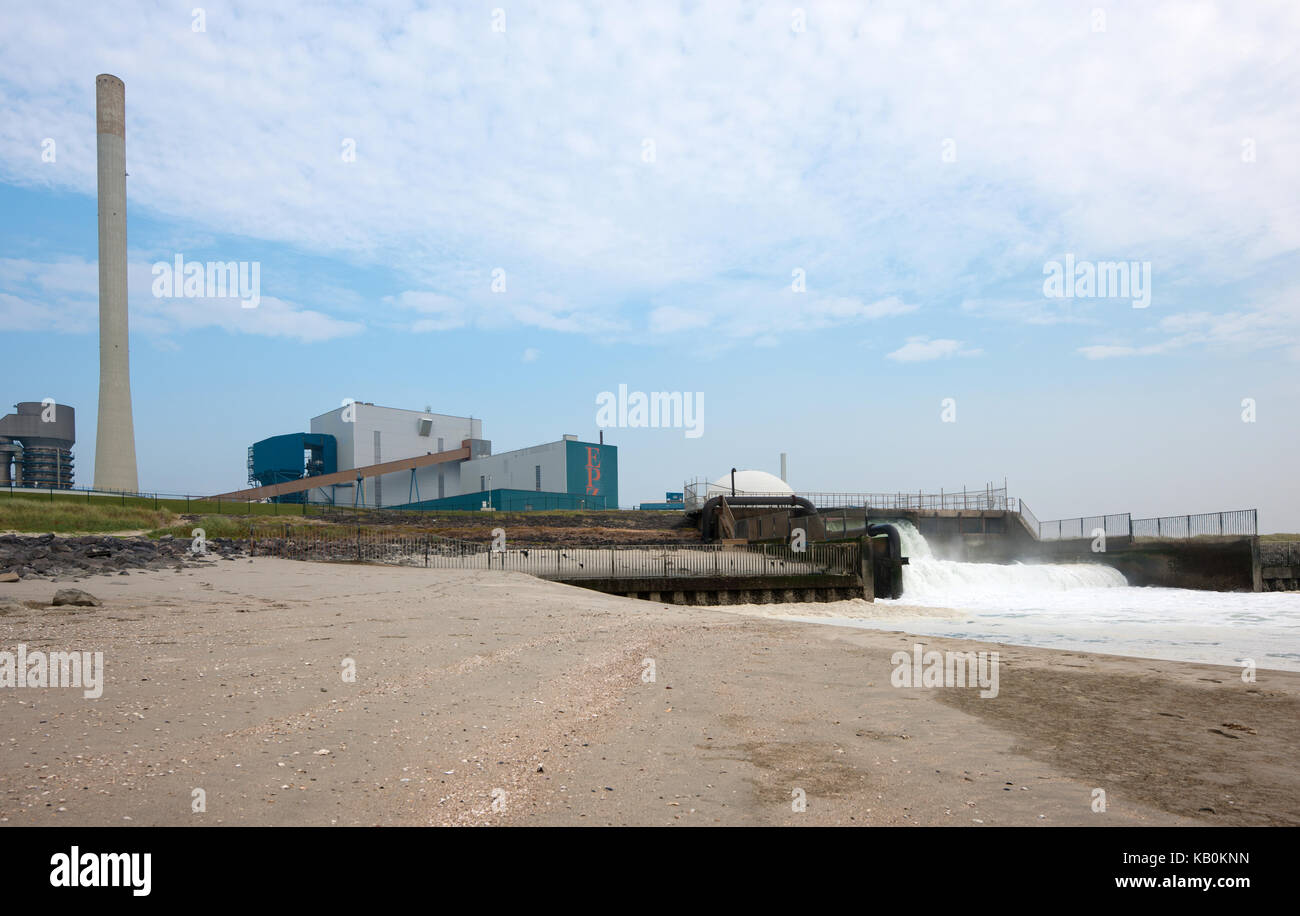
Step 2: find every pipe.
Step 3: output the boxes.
[867,523,905,599]
[867,523,900,560]
[700,494,817,541]
[730,468,736,497]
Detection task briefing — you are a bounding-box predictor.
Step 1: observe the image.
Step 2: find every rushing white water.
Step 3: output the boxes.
[774,520,1300,671]
[886,519,1129,604]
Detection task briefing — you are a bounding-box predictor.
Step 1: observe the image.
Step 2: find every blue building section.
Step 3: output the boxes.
[565,440,616,506]
[395,488,613,512]
[638,491,685,511]
[247,433,337,502]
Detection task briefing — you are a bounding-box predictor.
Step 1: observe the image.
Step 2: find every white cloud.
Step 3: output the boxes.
[1077,343,1171,360]
[648,305,711,334]
[0,2,1297,351]
[0,256,363,343]
[886,336,981,362]
[1078,294,1300,360]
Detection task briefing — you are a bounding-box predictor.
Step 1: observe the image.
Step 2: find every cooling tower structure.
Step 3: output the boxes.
[93,74,139,492]
[0,402,76,489]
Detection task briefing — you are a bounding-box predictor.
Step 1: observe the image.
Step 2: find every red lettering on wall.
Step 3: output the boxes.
[585,446,602,495]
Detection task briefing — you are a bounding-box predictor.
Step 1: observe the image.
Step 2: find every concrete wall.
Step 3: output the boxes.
[1259,541,1300,591]
[959,534,1261,591]
[462,440,568,495]
[734,505,1262,592]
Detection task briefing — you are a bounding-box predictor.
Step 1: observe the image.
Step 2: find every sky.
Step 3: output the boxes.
[1,1,1297,530]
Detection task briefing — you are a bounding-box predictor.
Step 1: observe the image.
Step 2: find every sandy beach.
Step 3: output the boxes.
[2,557,1297,827]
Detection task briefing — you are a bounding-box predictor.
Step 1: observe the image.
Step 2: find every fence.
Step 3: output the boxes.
[1038,513,1132,541]
[254,524,862,581]
[682,479,1013,512]
[1130,509,1257,539]
[1035,509,1257,541]
[1017,500,1040,536]
[2,483,638,516]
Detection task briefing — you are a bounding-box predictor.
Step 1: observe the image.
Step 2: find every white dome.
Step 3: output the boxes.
[706,469,793,497]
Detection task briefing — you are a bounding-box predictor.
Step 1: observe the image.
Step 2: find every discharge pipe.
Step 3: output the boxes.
[867,522,906,599]
[866,523,901,560]
[701,494,817,541]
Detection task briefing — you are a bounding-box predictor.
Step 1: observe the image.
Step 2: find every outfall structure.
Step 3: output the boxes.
[92,73,139,492]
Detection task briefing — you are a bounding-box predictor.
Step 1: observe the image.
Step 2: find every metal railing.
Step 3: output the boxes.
[682,479,1013,512]
[1038,513,1132,541]
[1130,509,1257,539]
[2,483,644,514]
[255,525,863,581]
[1016,500,1040,536]
[1036,508,1257,541]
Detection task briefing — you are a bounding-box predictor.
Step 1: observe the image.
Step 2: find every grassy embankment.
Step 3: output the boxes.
[0,492,687,544]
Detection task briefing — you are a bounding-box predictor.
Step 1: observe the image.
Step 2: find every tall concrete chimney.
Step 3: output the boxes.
[780,452,787,482]
[93,74,138,492]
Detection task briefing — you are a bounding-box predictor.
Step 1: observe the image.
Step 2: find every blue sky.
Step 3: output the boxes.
[1,1,1298,529]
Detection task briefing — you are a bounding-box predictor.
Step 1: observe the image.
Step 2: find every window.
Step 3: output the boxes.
[480,475,486,492]
[436,437,444,452]
[535,465,542,491]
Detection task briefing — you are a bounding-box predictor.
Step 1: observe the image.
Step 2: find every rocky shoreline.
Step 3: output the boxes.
[0,533,250,582]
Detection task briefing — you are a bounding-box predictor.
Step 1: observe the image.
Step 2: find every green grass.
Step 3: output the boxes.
[1260,533,1300,541]
[0,488,639,519]
[145,517,267,540]
[0,488,333,517]
[0,497,176,534]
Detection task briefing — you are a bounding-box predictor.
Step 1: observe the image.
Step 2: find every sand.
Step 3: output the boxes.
[1,557,1296,826]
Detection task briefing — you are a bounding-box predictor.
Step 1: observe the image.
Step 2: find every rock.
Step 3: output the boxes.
[0,571,18,583]
[51,588,102,608]
[0,600,26,615]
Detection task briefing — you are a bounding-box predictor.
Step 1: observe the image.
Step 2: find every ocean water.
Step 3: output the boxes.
[778,521,1300,671]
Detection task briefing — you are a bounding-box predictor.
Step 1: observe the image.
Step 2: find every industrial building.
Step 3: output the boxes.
[232,402,617,511]
[0,402,76,489]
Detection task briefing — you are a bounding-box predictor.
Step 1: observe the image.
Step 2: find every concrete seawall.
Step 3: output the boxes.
[705,505,1276,592]
[869,508,1264,591]
[1260,541,1300,591]
[951,534,1262,592]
